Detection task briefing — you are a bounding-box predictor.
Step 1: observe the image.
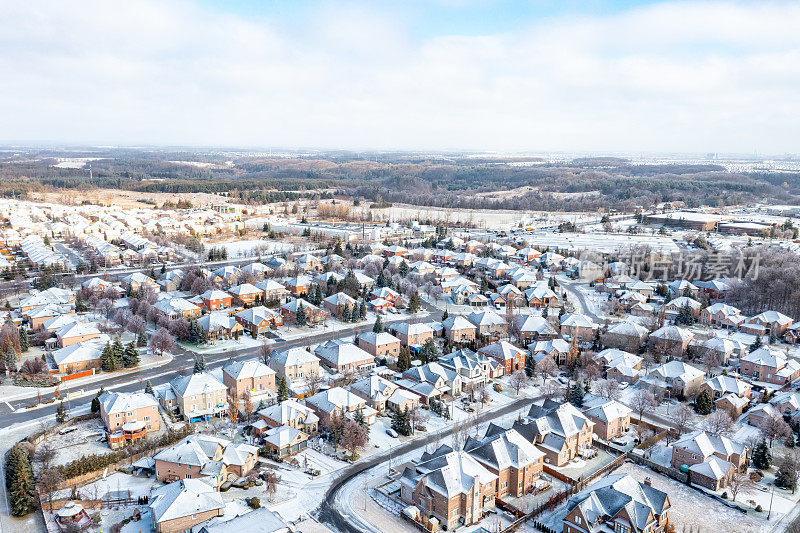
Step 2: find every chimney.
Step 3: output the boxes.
[643,477,652,487]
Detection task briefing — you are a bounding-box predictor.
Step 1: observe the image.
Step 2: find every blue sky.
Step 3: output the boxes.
[200,0,663,39]
[1,0,799,153]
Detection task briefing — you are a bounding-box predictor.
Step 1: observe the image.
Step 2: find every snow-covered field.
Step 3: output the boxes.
[211,239,295,258]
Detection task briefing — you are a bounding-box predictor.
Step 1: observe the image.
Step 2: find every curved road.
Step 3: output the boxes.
[317,392,543,532]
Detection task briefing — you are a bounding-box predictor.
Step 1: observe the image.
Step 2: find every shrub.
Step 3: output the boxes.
[756,505,763,512]
[247,497,260,509]
[722,491,728,499]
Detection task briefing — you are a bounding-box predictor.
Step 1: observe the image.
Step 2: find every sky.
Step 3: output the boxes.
[1,0,799,154]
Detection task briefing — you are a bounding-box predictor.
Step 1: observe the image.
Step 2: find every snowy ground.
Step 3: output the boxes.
[212,239,296,258]
[537,461,771,533]
[53,472,160,501]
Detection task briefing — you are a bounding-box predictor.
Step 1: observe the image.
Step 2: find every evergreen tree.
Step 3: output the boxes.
[100,342,117,372]
[91,387,104,413]
[359,298,367,320]
[397,346,412,371]
[694,390,713,414]
[421,338,440,363]
[137,328,148,347]
[277,376,289,402]
[188,320,199,344]
[123,341,140,367]
[399,261,409,278]
[542,307,548,319]
[753,439,773,470]
[55,401,68,424]
[408,292,421,314]
[296,303,307,326]
[145,380,154,395]
[525,354,536,378]
[193,354,206,373]
[392,406,412,436]
[18,328,28,353]
[7,445,36,517]
[441,309,449,321]
[569,382,585,407]
[750,335,763,353]
[591,329,601,351]
[111,336,124,366]
[373,315,384,333]
[776,457,798,492]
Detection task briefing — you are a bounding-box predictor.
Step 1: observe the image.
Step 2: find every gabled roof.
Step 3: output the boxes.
[672,430,745,459]
[99,391,157,415]
[271,347,319,367]
[170,372,227,397]
[258,399,318,425]
[150,479,224,524]
[315,341,374,367]
[222,359,275,380]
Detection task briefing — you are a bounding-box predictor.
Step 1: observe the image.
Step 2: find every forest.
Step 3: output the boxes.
[1,148,798,211]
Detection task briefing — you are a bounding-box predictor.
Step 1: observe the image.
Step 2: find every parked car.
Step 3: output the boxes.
[386,428,398,438]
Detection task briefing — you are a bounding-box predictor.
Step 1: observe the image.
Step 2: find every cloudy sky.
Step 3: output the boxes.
[1,0,798,154]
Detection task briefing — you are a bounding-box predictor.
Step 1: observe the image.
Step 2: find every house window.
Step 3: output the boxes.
[615,524,629,533]
[575,516,582,525]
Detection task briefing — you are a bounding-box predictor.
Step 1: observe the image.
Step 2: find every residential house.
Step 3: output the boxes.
[643,361,705,398]
[280,298,327,325]
[255,399,319,436]
[530,339,571,366]
[154,297,201,320]
[357,331,401,361]
[513,315,557,344]
[149,479,224,533]
[153,434,258,487]
[700,303,742,327]
[269,347,320,382]
[400,445,498,530]
[197,312,243,341]
[322,292,357,319]
[561,474,670,533]
[98,391,160,449]
[402,362,463,398]
[51,337,106,374]
[263,426,309,458]
[234,306,283,336]
[512,399,594,466]
[560,313,598,342]
[477,340,525,374]
[228,283,263,306]
[740,347,800,385]
[55,321,101,348]
[582,398,631,441]
[467,310,507,339]
[464,426,544,498]
[391,322,434,348]
[442,315,477,343]
[200,289,232,311]
[648,325,695,357]
[747,310,794,337]
[304,386,378,427]
[158,372,228,422]
[315,340,376,374]
[222,359,276,401]
[671,431,748,490]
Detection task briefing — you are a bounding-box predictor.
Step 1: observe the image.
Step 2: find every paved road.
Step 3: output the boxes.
[316,392,542,533]
[559,278,601,320]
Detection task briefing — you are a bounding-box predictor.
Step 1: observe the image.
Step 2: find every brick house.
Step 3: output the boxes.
[268,347,321,382]
[400,445,497,530]
[560,313,598,342]
[227,283,263,306]
[234,306,283,336]
[149,479,224,533]
[464,425,544,498]
[99,391,160,449]
[222,359,276,400]
[55,321,101,348]
[255,399,319,436]
[671,431,748,491]
[562,474,670,533]
[442,316,477,343]
[513,399,594,466]
[477,340,526,374]
[357,331,401,361]
[153,434,258,487]
[582,399,631,441]
[279,298,327,325]
[740,347,800,385]
[314,340,376,374]
[200,289,232,311]
[391,322,434,348]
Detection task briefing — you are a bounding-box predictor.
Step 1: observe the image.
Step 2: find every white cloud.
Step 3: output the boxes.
[1,0,799,153]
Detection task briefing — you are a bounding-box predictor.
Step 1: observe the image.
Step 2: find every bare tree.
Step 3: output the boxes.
[671,403,694,435]
[509,370,530,395]
[699,347,723,377]
[451,419,471,451]
[259,339,272,366]
[629,388,656,424]
[729,468,757,502]
[541,379,562,399]
[536,355,557,383]
[595,378,621,400]
[409,407,429,434]
[149,327,175,356]
[702,410,735,437]
[227,395,239,437]
[37,468,64,510]
[263,471,279,502]
[760,412,792,447]
[341,419,368,456]
[34,440,56,472]
[306,371,326,396]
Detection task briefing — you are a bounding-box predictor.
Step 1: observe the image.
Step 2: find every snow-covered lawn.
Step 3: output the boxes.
[53,472,159,501]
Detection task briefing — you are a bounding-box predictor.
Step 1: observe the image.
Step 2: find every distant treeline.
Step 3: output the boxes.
[1,149,799,209]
